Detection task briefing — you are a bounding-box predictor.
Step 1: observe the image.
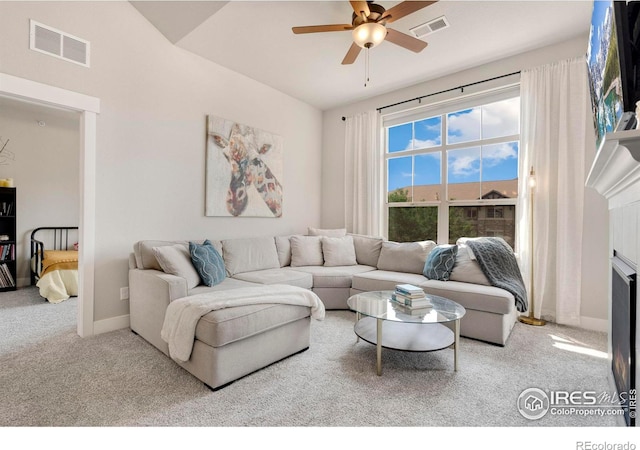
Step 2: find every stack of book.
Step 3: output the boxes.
[391,284,432,314]
[0,262,15,288]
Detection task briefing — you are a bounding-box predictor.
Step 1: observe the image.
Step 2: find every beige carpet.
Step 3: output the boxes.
[0,286,624,443]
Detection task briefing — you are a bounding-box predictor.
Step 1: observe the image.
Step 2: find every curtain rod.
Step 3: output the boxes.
[375,70,521,114]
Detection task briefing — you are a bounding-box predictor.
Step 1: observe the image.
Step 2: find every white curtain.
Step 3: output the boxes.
[518,57,591,325]
[344,110,381,236]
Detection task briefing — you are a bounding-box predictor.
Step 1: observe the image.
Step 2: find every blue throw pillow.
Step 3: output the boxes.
[423,245,458,281]
[189,240,226,287]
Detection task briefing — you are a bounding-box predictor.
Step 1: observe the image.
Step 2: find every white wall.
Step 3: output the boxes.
[0,2,322,323]
[0,97,80,286]
[321,35,610,328]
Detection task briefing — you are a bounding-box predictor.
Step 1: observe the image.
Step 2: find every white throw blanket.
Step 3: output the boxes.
[160,284,325,362]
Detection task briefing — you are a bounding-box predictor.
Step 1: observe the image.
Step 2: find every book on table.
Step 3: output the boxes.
[391,293,432,308]
[391,301,432,315]
[395,284,426,298]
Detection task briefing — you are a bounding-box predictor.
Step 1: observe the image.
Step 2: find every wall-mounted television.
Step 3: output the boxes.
[587,1,639,150]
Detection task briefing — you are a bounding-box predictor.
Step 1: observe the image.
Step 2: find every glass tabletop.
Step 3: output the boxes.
[347,290,466,324]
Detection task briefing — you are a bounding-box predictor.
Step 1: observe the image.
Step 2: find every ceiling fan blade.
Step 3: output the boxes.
[349,1,371,19]
[292,24,353,34]
[381,1,438,24]
[385,28,428,53]
[342,42,362,65]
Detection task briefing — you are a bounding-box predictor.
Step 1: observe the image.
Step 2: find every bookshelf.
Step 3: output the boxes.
[0,187,16,291]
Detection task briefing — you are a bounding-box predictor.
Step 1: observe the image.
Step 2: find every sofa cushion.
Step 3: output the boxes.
[423,244,458,281]
[351,270,429,292]
[376,241,436,274]
[421,279,514,315]
[275,235,292,267]
[189,240,226,287]
[349,233,383,267]
[195,303,311,348]
[134,239,222,271]
[222,237,280,276]
[290,235,324,267]
[188,277,259,296]
[307,227,346,237]
[292,265,377,288]
[152,244,201,289]
[322,236,357,267]
[232,268,313,289]
[450,243,490,285]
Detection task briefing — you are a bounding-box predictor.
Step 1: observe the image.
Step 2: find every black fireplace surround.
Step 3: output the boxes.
[612,252,637,426]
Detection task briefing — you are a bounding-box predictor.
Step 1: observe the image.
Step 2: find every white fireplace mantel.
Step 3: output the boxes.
[586,129,640,209]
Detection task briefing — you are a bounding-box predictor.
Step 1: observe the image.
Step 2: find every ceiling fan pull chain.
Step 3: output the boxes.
[364,47,370,87]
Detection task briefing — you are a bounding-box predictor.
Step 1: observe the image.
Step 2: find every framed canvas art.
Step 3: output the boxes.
[206,115,283,217]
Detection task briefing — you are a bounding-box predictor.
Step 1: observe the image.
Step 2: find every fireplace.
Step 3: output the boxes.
[611,252,637,426]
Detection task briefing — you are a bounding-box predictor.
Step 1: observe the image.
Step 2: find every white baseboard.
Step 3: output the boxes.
[579,316,608,332]
[93,314,130,335]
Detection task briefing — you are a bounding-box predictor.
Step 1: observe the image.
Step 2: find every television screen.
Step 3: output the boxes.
[587,0,625,149]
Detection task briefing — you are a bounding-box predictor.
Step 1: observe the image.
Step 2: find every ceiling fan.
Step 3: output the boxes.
[292,1,438,65]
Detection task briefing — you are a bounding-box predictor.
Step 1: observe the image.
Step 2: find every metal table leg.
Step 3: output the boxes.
[454,318,460,371]
[376,318,382,376]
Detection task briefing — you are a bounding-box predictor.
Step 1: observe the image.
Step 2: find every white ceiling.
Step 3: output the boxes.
[132,1,593,111]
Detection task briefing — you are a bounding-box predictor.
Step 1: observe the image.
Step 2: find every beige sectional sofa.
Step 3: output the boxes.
[128,229,520,389]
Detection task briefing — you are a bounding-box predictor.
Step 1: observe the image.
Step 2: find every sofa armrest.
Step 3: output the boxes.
[129,268,188,355]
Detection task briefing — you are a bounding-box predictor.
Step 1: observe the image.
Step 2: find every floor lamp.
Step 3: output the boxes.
[519,166,546,326]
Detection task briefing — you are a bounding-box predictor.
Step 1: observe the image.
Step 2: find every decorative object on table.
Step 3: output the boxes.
[205,115,283,218]
[0,178,14,187]
[518,167,545,326]
[392,284,432,312]
[0,136,15,166]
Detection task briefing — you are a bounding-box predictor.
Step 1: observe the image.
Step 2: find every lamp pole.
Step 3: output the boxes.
[519,166,546,326]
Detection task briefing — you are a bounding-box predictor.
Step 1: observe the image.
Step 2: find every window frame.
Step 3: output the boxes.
[382,84,520,245]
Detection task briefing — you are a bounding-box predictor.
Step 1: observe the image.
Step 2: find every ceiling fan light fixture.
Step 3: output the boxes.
[352,22,386,49]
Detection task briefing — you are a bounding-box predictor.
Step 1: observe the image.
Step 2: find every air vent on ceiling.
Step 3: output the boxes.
[29,20,90,67]
[410,15,450,39]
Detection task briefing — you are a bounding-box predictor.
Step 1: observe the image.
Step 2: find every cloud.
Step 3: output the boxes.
[448,148,480,177]
[482,142,518,167]
[448,108,480,143]
[406,138,440,150]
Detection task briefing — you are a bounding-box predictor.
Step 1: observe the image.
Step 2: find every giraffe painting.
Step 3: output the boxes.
[206,116,283,217]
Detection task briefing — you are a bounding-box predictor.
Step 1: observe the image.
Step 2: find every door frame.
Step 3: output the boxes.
[0,72,99,337]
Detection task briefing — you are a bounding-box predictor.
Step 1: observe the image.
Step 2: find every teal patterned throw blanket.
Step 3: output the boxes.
[466,237,528,313]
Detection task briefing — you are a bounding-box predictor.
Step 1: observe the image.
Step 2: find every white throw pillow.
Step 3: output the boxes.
[290,235,324,267]
[322,236,357,267]
[221,237,280,276]
[449,243,490,285]
[152,244,201,289]
[376,240,437,274]
[307,227,347,237]
[275,235,292,267]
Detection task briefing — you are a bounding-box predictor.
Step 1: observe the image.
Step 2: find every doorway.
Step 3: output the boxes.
[0,72,99,337]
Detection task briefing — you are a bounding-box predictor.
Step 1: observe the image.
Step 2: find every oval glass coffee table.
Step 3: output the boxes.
[347,290,466,376]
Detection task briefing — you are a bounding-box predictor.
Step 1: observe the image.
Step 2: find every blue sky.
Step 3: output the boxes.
[587,0,611,72]
[387,97,520,192]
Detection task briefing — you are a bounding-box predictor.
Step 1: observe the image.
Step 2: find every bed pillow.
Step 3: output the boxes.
[290,235,324,267]
[423,244,458,281]
[152,244,201,289]
[189,240,226,287]
[322,236,357,267]
[307,227,347,237]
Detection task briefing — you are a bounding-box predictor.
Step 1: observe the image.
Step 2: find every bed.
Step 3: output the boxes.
[30,227,79,303]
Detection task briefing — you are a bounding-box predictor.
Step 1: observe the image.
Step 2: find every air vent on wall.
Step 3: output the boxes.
[29,20,90,67]
[410,15,450,39]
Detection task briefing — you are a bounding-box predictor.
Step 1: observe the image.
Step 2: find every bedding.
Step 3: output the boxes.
[35,250,79,304]
[30,227,79,303]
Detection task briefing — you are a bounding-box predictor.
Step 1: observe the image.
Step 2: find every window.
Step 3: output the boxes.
[384,88,520,246]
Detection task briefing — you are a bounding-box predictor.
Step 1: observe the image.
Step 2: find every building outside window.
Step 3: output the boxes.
[384,86,520,248]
